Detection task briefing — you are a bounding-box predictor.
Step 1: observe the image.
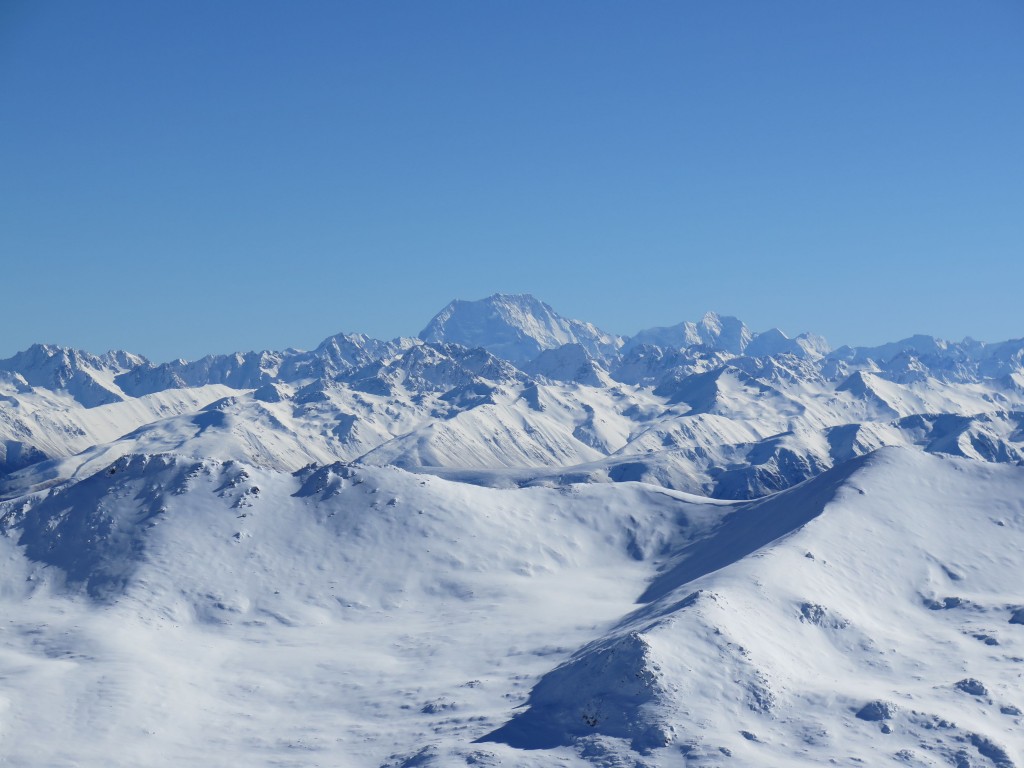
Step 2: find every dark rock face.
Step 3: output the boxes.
[856,701,897,721]
[955,678,988,697]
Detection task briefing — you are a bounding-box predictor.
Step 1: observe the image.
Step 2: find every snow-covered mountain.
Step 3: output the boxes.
[8,297,1021,500]
[419,293,623,364]
[1,295,1023,766]
[0,343,146,407]
[624,311,755,355]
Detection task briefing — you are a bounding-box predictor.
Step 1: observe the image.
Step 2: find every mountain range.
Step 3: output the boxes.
[1,293,1022,767]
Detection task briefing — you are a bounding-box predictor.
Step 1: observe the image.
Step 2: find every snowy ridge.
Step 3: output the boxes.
[0,343,145,407]
[485,451,1024,766]
[5,296,1024,501]
[624,311,755,355]
[1,295,1023,766]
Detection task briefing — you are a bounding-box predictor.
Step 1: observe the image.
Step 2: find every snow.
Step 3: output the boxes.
[1,448,1021,766]
[484,450,1024,766]
[0,458,704,765]
[419,293,623,365]
[1,295,1024,766]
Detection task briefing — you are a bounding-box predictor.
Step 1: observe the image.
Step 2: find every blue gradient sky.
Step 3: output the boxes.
[2,1,1022,362]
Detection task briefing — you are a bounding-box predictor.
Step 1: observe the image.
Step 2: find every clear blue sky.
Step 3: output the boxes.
[2,1,1022,362]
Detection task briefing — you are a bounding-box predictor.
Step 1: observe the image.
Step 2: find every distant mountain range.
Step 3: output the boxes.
[3,293,1023,496]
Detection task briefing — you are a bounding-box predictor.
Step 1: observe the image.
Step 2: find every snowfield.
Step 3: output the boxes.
[1,294,1022,766]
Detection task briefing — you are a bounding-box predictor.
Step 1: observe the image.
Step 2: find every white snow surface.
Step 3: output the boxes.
[2,296,1024,766]
[418,293,623,364]
[1,449,1021,767]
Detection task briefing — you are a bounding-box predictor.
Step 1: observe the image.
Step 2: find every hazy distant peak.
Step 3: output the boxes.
[745,328,830,359]
[625,312,752,355]
[418,293,621,365]
[1,342,146,372]
[0,343,149,407]
[312,331,414,367]
[829,334,948,366]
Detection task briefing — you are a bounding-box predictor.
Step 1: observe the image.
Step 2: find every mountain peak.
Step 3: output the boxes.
[1,343,145,370]
[625,312,752,355]
[418,294,622,365]
[745,328,831,359]
[0,343,148,408]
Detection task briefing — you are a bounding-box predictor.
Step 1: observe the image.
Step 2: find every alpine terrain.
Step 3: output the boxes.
[1,293,1022,767]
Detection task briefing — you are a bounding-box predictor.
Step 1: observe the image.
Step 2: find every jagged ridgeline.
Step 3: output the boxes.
[1,295,1023,767]
[2,293,1023,496]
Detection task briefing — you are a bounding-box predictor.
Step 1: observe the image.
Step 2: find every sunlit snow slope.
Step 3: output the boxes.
[1,295,1023,767]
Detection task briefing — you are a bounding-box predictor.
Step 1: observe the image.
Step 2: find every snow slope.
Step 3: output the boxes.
[1,296,1024,766]
[0,450,1021,766]
[485,449,1024,767]
[0,454,710,766]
